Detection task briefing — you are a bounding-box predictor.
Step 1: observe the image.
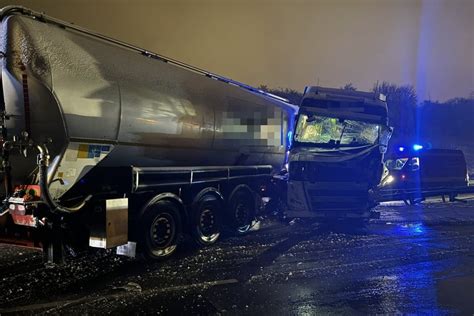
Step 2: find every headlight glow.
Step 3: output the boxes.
[382,175,395,186]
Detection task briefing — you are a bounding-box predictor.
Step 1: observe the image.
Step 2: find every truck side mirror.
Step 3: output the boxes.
[379,126,393,154]
[410,157,420,171]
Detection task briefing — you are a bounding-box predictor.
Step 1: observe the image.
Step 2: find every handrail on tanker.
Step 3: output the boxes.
[0,5,292,106]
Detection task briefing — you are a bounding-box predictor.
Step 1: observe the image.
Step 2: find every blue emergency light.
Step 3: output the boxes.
[287,131,293,147]
[413,144,423,151]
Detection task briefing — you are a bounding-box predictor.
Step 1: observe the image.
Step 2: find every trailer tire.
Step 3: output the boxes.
[191,195,222,247]
[141,200,182,260]
[228,188,256,235]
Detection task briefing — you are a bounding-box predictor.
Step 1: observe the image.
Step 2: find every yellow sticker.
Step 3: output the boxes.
[77,144,89,159]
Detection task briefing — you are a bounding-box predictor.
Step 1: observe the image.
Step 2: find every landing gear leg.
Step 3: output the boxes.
[42,223,65,265]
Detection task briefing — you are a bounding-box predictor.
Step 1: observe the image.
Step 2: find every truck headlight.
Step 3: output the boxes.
[382,175,395,186]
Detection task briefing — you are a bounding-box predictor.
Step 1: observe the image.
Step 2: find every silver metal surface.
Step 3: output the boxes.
[89,198,129,249]
[0,7,297,198]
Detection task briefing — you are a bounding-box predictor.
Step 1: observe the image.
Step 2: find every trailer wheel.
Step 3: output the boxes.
[191,195,222,246]
[141,200,182,260]
[229,189,256,235]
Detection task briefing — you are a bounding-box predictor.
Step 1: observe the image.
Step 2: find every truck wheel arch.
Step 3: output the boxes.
[139,192,186,227]
[192,187,225,206]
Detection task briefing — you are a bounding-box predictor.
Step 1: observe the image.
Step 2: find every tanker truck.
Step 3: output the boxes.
[0,6,297,263]
[285,86,392,219]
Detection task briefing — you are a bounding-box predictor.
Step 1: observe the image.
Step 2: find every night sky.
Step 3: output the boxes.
[1,0,472,101]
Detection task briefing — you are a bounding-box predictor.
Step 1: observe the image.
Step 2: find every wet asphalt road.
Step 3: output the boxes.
[0,196,473,315]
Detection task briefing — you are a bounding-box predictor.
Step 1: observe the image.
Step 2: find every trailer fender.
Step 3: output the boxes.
[193,187,225,206]
[139,192,186,226]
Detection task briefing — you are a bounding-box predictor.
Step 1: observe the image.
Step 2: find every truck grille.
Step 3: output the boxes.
[307,183,368,211]
[289,161,366,182]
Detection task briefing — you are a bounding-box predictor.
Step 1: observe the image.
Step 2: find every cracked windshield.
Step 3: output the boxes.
[294,114,380,147]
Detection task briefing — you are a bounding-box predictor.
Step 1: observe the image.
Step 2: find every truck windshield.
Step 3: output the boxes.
[294,114,380,147]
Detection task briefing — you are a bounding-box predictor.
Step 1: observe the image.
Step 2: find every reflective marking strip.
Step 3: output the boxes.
[11,214,37,227]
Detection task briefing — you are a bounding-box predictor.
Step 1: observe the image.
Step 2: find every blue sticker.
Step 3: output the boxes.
[88,145,102,158]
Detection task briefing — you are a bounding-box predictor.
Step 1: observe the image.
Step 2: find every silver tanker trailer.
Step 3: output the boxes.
[0,6,297,263]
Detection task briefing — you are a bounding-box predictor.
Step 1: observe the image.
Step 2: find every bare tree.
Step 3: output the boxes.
[258,85,303,105]
[341,83,357,91]
[373,82,417,140]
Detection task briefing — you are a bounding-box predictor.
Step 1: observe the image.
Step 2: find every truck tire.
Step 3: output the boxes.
[191,195,222,247]
[229,189,256,235]
[141,200,182,260]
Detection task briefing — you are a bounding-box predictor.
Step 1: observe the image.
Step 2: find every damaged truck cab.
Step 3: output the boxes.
[286,86,392,219]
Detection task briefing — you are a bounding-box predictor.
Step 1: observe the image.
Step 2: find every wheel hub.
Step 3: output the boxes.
[199,208,216,236]
[151,215,174,246]
[235,203,250,226]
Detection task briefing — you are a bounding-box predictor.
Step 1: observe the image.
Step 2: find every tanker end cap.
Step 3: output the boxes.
[0,6,35,19]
